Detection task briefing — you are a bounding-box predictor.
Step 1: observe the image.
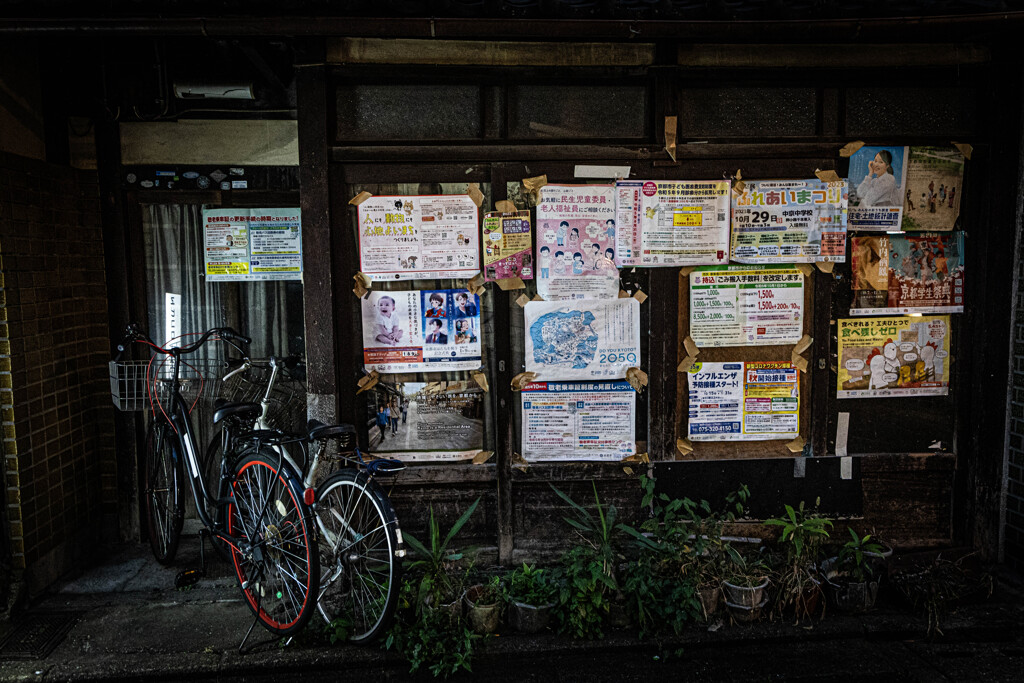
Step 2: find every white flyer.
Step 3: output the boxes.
[203,208,303,281]
[524,298,640,380]
[357,195,480,280]
[690,266,804,347]
[522,381,636,462]
[848,145,909,231]
[535,184,619,300]
[615,179,731,267]
[687,361,800,441]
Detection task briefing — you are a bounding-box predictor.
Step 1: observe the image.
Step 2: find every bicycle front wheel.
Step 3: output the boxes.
[228,449,319,636]
[315,469,402,643]
[144,419,184,565]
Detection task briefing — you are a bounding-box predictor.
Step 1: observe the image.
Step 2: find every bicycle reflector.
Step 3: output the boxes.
[304,487,315,505]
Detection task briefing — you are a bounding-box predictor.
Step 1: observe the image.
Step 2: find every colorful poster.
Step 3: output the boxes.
[851,234,964,315]
[522,381,636,462]
[482,210,534,281]
[615,180,731,267]
[690,266,805,347]
[687,361,800,441]
[902,147,965,231]
[361,289,482,373]
[535,184,619,300]
[367,380,483,463]
[524,298,640,380]
[848,145,909,231]
[357,195,480,281]
[731,179,847,263]
[837,316,950,398]
[203,208,302,281]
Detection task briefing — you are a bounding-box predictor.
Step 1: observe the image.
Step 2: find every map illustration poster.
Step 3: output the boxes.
[848,145,909,231]
[524,298,640,380]
[535,184,620,300]
[687,361,800,441]
[837,316,950,398]
[357,195,480,281]
[851,234,964,315]
[522,381,636,462]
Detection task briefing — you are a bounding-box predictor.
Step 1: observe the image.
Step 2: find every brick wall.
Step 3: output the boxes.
[0,150,116,594]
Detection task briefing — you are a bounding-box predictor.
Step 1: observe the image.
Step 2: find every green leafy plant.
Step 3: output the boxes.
[764,500,833,564]
[622,554,702,639]
[764,500,832,622]
[504,563,558,607]
[466,575,502,607]
[403,498,481,606]
[891,553,993,637]
[386,577,477,678]
[836,528,884,583]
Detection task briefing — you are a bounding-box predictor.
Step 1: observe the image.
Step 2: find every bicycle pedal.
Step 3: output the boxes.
[175,568,204,589]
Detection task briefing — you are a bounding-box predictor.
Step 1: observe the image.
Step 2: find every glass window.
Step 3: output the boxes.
[508,85,647,139]
[336,85,483,141]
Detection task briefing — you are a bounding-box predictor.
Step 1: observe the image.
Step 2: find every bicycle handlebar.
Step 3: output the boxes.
[118,323,250,357]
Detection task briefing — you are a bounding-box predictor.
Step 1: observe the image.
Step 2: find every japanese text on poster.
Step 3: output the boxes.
[483,210,534,281]
[361,289,482,373]
[535,184,619,300]
[615,180,731,267]
[690,266,805,347]
[848,145,909,231]
[687,361,800,441]
[522,381,636,462]
[851,234,964,315]
[367,380,483,463]
[837,316,950,398]
[524,298,640,380]
[203,208,302,281]
[731,179,847,263]
[902,147,965,231]
[358,195,480,280]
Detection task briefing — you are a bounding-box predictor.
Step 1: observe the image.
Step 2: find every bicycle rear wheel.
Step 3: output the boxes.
[315,468,402,643]
[144,419,184,565]
[228,449,319,636]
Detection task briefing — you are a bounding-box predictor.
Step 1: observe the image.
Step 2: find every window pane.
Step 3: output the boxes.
[679,87,817,138]
[509,85,647,139]
[336,85,483,141]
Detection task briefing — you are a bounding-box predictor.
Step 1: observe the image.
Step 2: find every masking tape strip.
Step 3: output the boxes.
[626,367,649,392]
[623,466,635,475]
[664,116,678,162]
[683,336,700,358]
[633,290,648,304]
[793,334,813,356]
[471,370,490,392]
[793,456,807,478]
[816,261,836,274]
[676,438,693,455]
[815,169,841,183]
[349,191,373,206]
[839,140,865,158]
[495,200,517,213]
[952,142,973,160]
[677,355,699,373]
[841,456,853,480]
[466,183,485,207]
[495,277,526,291]
[731,169,745,194]
[621,452,650,464]
[786,435,806,454]
[795,263,814,278]
[510,371,537,391]
[515,293,531,308]
[792,355,809,373]
[472,450,494,465]
[512,452,529,472]
[618,289,631,298]
[468,272,486,289]
[681,266,697,277]
[353,272,372,298]
[522,174,548,193]
[836,411,850,457]
[356,370,380,394]
[532,294,544,302]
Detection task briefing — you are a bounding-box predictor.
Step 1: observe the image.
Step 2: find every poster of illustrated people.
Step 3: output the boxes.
[521,381,636,461]
[731,179,847,263]
[837,316,950,398]
[535,184,620,300]
[524,298,640,380]
[482,210,534,281]
[848,145,909,231]
[689,266,805,347]
[357,195,479,280]
[686,361,800,441]
[614,180,731,267]
[203,208,302,281]
[901,147,965,231]
[361,289,482,373]
[367,380,483,462]
[850,234,964,315]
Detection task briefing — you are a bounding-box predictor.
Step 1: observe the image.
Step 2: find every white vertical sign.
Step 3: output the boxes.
[165,293,181,347]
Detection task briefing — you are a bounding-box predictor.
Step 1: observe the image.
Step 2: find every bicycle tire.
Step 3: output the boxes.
[315,468,402,643]
[144,419,184,565]
[228,448,319,637]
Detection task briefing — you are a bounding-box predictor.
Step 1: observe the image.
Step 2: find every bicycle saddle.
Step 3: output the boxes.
[212,400,262,425]
[306,419,356,441]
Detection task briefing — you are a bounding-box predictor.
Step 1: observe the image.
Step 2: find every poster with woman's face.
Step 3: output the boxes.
[848,145,909,231]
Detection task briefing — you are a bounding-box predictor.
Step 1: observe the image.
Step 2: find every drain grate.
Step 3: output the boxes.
[0,611,81,660]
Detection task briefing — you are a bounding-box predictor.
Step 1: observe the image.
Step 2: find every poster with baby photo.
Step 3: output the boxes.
[848,145,909,231]
[361,289,482,373]
[535,184,620,300]
[837,315,950,398]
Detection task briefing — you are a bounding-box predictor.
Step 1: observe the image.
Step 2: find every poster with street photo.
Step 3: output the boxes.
[850,234,964,315]
[848,145,909,231]
[367,380,484,462]
[361,289,482,373]
[837,316,950,398]
[535,184,620,300]
[901,147,965,231]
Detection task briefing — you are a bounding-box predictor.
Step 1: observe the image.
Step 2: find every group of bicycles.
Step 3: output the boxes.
[110,324,405,647]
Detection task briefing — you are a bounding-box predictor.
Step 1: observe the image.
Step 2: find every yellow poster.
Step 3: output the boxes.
[837,316,950,398]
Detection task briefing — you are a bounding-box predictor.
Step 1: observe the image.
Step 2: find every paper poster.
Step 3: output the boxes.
[367,380,483,463]
[522,381,636,462]
[848,145,909,231]
[357,195,480,280]
[690,266,804,347]
[615,180,731,267]
[731,179,848,263]
[851,234,964,315]
[837,316,950,398]
[535,184,619,300]
[524,298,640,380]
[361,289,482,373]
[483,210,534,281]
[203,208,302,281]
[686,361,800,441]
[901,147,965,231]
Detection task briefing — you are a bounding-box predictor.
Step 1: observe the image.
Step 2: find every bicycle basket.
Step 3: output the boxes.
[219,362,307,434]
[109,358,227,412]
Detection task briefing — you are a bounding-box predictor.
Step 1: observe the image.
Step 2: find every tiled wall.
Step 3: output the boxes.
[0,151,116,592]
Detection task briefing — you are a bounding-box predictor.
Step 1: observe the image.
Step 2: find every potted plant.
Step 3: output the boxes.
[764,500,832,623]
[821,528,883,613]
[722,547,770,622]
[463,574,502,634]
[504,563,558,633]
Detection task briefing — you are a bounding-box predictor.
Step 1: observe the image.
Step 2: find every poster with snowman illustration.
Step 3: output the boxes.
[837,316,950,398]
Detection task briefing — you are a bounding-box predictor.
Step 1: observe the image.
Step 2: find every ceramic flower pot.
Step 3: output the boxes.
[463,585,501,634]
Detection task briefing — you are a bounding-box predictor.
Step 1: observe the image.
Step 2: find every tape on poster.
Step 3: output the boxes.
[676,438,694,455]
[515,293,531,308]
[786,435,806,454]
[495,277,526,291]
[816,261,835,274]
[510,372,537,391]
[815,169,841,183]
[466,183,485,207]
[356,370,380,394]
[665,116,678,162]
[495,200,517,213]
[522,175,548,205]
[951,142,973,160]
[795,263,814,278]
[633,290,648,304]
[471,370,490,392]
[839,140,865,158]
[349,191,373,206]
[472,450,494,465]
[731,169,745,194]
[512,452,529,472]
[352,272,372,298]
[835,411,850,457]
[467,272,487,295]
[626,367,649,393]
